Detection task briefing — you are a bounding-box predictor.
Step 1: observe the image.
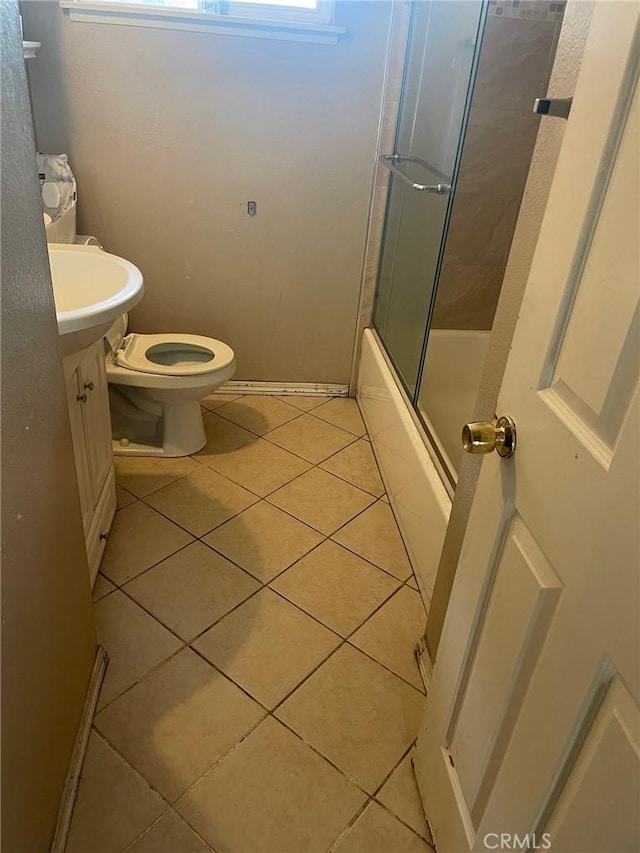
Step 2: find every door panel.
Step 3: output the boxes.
[413,3,640,850]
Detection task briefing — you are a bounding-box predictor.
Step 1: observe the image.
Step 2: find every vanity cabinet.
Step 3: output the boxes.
[63,339,116,585]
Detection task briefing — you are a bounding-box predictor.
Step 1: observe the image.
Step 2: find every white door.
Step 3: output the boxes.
[413,4,640,852]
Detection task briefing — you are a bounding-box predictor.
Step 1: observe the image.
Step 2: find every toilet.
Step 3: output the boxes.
[105,314,235,457]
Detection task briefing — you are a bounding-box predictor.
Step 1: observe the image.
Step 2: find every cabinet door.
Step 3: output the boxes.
[79,340,113,506]
[64,364,94,536]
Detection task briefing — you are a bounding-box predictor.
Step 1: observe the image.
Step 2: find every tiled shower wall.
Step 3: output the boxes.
[431,4,563,329]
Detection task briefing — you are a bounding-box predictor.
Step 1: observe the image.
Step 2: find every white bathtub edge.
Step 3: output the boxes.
[357,329,452,611]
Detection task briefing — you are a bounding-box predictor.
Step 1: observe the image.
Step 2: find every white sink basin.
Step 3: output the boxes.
[49,244,144,355]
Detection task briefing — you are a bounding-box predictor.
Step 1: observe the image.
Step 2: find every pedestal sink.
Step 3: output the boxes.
[49,244,144,355]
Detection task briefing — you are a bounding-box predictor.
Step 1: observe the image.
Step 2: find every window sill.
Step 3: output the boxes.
[59,1,347,44]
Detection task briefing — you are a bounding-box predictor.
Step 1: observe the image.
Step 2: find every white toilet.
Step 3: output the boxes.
[105,314,235,457]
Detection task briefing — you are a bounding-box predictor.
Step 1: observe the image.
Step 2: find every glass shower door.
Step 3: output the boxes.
[373,0,486,398]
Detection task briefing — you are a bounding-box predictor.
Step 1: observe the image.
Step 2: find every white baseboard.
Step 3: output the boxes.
[219,381,349,397]
[50,646,108,853]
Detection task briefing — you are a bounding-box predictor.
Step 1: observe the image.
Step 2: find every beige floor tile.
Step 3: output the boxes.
[176,717,366,853]
[334,801,433,853]
[204,501,323,583]
[116,484,137,509]
[101,502,194,586]
[381,493,390,503]
[407,575,419,591]
[216,395,301,435]
[144,466,258,537]
[194,411,256,464]
[66,732,165,853]
[114,456,201,498]
[312,398,367,436]
[271,541,400,637]
[266,414,356,464]
[203,437,311,497]
[124,542,260,641]
[333,502,412,580]
[276,645,423,793]
[95,591,183,709]
[193,588,340,708]
[200,392,242,411]
[276,394,330,411]
[96,649,264,802]
[320,440,385,496]
[268,468,375,535]
[126,810,211,852]
[93,573,116,602]
[377,754,433,843]
[350,587,426,691]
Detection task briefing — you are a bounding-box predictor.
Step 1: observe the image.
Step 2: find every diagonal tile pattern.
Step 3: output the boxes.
[266,413,357,464]
[73,395,433,852]
[268,467,375,535]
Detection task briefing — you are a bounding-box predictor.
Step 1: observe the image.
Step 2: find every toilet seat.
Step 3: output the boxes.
[116,333,234,377]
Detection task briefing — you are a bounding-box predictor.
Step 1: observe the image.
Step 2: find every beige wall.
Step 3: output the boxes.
[431,6,561,331]
[1,2,97,849]
[21,1,392,385]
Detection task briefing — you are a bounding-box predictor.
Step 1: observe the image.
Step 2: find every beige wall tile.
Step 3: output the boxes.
[277,645,423,794]
[193,588,340,708]
[66,733,165,853]
[176,717,366,852]
[430,263,505,331]
[124,541,260,640]
[95,649,264,802]
[271,540,400,637]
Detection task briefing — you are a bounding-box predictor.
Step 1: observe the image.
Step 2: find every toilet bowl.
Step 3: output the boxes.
[105,314,235,457]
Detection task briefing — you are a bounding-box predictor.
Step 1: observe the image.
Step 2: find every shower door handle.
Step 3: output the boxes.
[379,155,451,194]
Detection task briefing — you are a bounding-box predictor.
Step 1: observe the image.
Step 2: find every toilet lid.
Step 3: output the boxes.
[116,333,234,376]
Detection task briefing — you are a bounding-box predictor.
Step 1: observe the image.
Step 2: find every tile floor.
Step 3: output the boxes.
[71,394,433,853]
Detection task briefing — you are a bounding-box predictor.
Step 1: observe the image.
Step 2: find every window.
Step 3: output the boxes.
[60,0,345,43]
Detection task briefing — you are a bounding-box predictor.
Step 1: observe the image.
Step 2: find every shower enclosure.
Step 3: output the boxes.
[373,0,564,488]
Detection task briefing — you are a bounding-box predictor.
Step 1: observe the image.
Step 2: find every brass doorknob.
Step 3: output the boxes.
[462,415,516,458]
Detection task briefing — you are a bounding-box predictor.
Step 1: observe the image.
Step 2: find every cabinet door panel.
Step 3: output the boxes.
[64,365,94,535]
[80,341,113,507]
